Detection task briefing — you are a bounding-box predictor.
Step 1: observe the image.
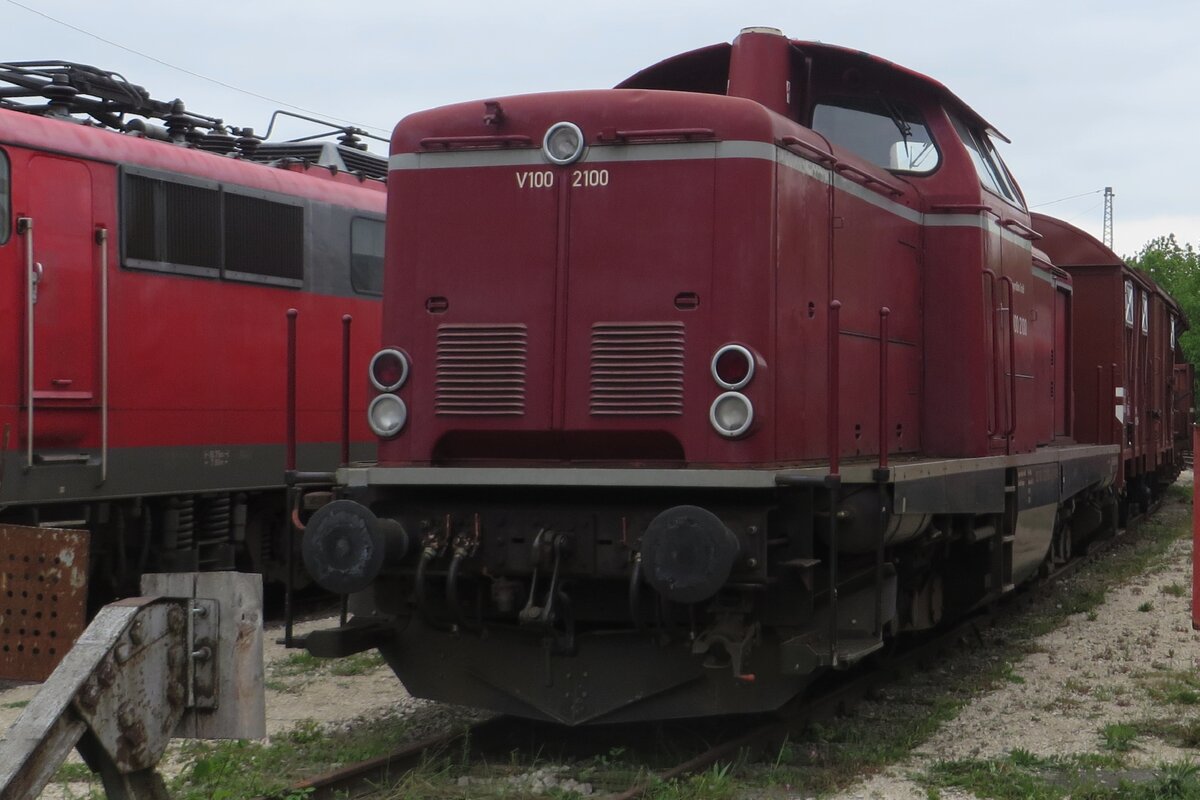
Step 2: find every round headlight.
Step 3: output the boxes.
[369,348,409,392]
[709,392,754,438]
[711,344,755,390]
[368,394,407,438]
[543,121,585,165]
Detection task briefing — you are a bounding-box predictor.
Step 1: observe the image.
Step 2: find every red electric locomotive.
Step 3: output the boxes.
[0,63,385,679]
[298,29,1184,724]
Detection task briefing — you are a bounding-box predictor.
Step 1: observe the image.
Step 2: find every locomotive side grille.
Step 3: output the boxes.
[590,322,685,416]
[436,325,527,416]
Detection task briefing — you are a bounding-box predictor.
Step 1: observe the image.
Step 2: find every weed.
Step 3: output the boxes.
[1139,601,1155,613]
[1101,723,1138,752]
[1,699,29,710]
[1161,583,1187,598]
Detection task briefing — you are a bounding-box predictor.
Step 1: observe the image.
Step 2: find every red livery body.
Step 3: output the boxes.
[298,29,1188,724]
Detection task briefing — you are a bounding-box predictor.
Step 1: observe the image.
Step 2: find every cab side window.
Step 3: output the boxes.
[0,150,10,244]
[949,115,1026,209]
[351,217,385,295]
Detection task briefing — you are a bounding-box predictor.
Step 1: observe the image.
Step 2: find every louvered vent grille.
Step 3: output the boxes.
[590,322,685,416]
[436,325,527,416]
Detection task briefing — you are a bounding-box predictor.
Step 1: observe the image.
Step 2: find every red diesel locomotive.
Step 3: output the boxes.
[0,63,385,615]
[298,29,1189,724]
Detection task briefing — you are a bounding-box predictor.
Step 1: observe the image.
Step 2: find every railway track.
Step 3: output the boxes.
[261,510,1153,800]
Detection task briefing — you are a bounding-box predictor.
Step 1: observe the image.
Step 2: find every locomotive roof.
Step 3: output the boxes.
[618,37,1006,141]
[0,105,386,207]
[0,60,388,183]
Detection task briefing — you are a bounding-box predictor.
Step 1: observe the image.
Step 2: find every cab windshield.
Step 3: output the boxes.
[812,95,939,174]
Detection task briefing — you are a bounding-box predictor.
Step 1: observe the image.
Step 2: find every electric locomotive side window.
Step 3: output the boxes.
[0,149,9,244]
[812,96,939,173]
[350,217,385,296]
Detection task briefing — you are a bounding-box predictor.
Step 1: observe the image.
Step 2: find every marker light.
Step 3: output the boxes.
[370,348,409,392]
[368,394,407,438]
[711,344,755,390]
[709,392,754,438]
[543,122,585,165]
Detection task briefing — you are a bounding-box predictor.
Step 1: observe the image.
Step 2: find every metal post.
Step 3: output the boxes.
[341,314,352,467]
[1193,424,1199,631]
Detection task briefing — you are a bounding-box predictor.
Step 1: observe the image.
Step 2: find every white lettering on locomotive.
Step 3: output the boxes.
[1013,315,1029,336]
[572,169,609,188]
[516,170,554,188]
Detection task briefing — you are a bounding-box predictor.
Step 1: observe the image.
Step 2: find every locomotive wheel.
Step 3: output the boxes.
[1052,522,1073,566]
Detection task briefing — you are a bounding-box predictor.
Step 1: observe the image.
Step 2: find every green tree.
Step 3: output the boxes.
[1126,234,1200,372]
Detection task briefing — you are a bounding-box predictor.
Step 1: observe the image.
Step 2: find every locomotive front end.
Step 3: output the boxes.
[297,68,842,723]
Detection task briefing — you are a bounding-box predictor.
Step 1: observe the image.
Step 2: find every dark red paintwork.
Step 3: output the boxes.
[317,29,1187,724]
[1033,213,1187,494]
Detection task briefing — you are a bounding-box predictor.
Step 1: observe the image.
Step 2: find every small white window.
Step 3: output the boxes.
[1124,281,1135,327]
[1141,293,1149,335]
[1171,316,1177,349]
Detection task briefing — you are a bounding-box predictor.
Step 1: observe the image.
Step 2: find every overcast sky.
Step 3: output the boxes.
[3,0,1194,256]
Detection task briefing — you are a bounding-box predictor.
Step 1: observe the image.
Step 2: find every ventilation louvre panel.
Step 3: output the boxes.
[590,322,685,416]
[436,324,527,416]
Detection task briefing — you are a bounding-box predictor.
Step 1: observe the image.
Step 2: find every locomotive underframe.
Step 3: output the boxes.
[322,444,1119,724]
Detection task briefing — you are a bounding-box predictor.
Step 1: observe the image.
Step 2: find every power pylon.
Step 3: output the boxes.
[1103,186,1114,249]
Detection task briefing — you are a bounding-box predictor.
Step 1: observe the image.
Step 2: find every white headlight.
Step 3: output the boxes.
[709,392,753,438]
[543,121,585,165]
[368,394,407,438]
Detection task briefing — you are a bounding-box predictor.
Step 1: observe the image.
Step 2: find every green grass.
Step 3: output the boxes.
[170,714,461,800]
[923,752,1200,800]
[1139,601,1156,612]
[1,699,29,709]
[1161,583,1187,598]
[268,650,386,680]
[51,762,95,783]
[1140,670,1200,706]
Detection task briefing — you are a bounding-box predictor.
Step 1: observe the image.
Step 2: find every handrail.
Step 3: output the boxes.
[613,127,714,142]
[419,134,532,150]
[833,161,905,197]
[929,203,991,214]
[878,307,890,469]
[982,269,998,437]
[1000,276,1018,452]
[340,315,351,467]
[19,217,33,469]
[1001,217,1043,241]
[779,135,836,166]
[97,227,109,483]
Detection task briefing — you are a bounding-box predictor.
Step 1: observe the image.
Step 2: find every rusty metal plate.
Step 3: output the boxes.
[0,525,88,682]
